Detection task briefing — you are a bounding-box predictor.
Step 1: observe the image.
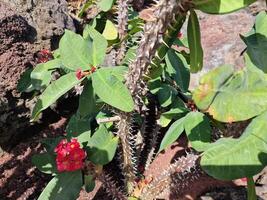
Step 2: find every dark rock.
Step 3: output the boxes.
[2,0,76,49]
[0,0,75,150]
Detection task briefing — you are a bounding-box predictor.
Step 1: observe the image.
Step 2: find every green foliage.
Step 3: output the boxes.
[97,0,115,12]
[165,49,190,92]
[17,3,267,200]
[17,68,34,92]
[87,125,119,165]
[184,112,211,151]
[241,11,267,73]
[59,30,93,71]
[92,67,134,112]
[187,9,203,73]
[193,0,256,14]
[193,66,267,122]
[38,171,83,200]
[31,72,84,121]
[31,59,62,90]
[83,25,108,66]
[158,117,185,153]
[32,153,57,174]
[102,20,118,40]
[201,111,267,180]
[77,80,96,118]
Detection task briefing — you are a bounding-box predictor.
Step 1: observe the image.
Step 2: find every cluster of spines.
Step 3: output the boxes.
[115,0,131,64]
[139,153,200,199]
[138,94,161,171]
[126,0,192,109]
[116,112,138,191]
[98,171,128,200]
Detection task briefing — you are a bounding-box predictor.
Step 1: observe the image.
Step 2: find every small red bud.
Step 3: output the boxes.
[90,66,97,73]
[177,32,182,39]
[75,68,84,80]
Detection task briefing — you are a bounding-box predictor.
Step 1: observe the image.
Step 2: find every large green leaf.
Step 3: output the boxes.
[31,72,83,121]
[102,20,118,40]
[159,117,185,153]
[193,0,256,14]
[78,80,96,118]
[187,9,203,73]
[159,106,189,127]
[157,84,178,108]
[31,59,62,90]
[97,0,115,12]
[194,66,267,122]
[92,67,134,112]
[241,12,267,73]
[59,30,92,71]
[201,111,267,180]
[66,114,91,145]
[184,112,211,151]
[38,171,83,200]
[193,65,234,111]
[32,153,57,174]
[83,25,108,66]
[165,49,190,92]
[87,125,118,165]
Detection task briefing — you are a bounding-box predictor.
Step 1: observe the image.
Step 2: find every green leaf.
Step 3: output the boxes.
[59,30,92,71]
[92,67,134,112]
[97,0,115,12]
[32,153,57,174]
[157,84,177,108]
[17,68,34,92]
[184,112,211,151]
[38,171,83,200]
[193,0,256,14]
[165,49,190,92]
[193,65,234,111]
[102,20,118,40]
[241,34,267,73]
[87,125,118,165]
[66,114,91,145]
[78,80,96,118]
[84,175,96,192]
[187,9,203,73]
[83,25,108,66]
[159,117,185,153]
[31,59,62,90]
[31,72,83,121]
[194,66,267,122]
[255,11,267,36]
[201,111,267,180]
[160,107,189,127]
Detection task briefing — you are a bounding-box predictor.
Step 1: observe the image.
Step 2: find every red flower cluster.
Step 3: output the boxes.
[75,66,97,80]
[37,49,52,63]
[54,139,86,172]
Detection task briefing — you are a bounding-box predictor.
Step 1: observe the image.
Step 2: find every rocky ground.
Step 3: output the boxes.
[0,0,267,199]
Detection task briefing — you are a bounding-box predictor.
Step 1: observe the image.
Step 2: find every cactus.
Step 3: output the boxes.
[139,153,200,200]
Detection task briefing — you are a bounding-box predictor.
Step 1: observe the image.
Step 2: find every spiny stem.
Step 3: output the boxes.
[117,112,138,193]
[139,153,200,200]
[116,0,130,64]
[98,171,128,200]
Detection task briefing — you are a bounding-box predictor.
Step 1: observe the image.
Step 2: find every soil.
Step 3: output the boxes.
[0,1,267,200]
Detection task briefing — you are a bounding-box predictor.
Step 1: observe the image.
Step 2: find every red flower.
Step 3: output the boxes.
[37,49,52,63]
[90,66,97,73]
[54,139,86,172]
[75,68,84,80]
[177,32,183,39]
